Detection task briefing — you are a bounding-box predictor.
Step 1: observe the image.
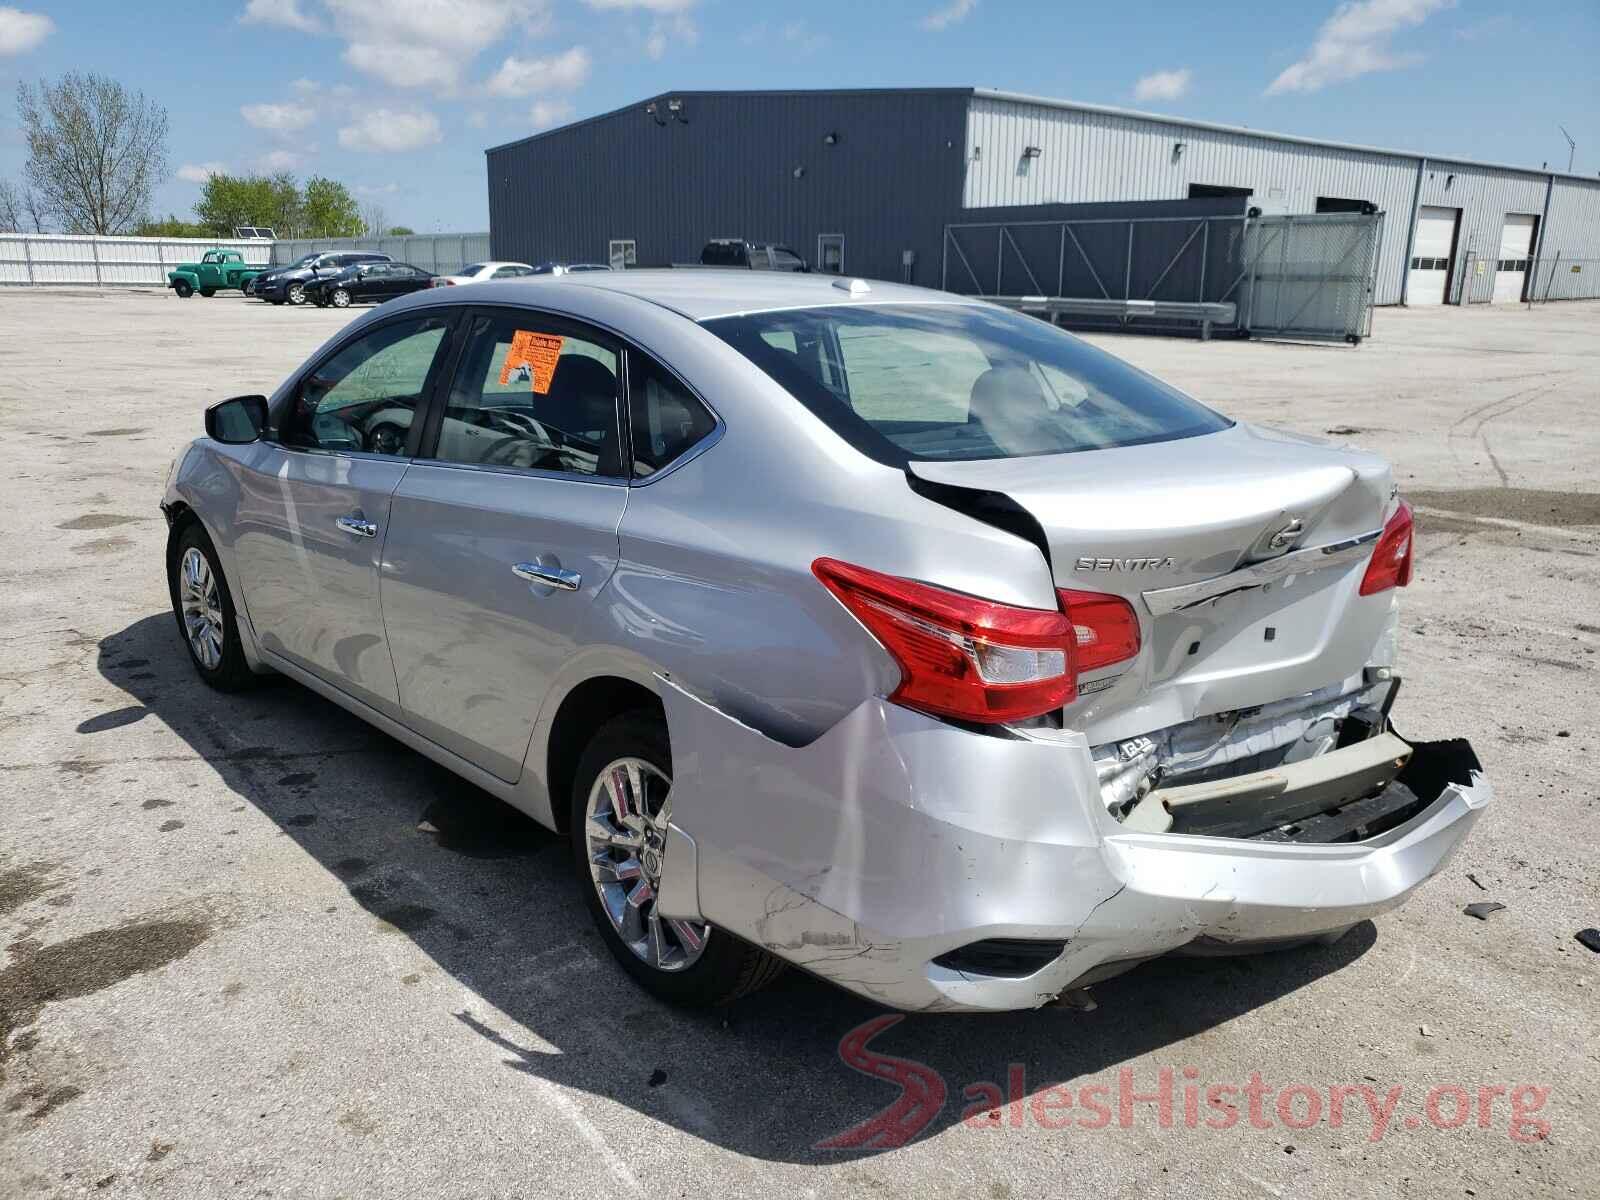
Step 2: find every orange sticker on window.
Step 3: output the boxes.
[499,330,565,394]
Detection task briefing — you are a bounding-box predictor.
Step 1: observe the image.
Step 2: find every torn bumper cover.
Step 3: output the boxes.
[655,680,1489,1013]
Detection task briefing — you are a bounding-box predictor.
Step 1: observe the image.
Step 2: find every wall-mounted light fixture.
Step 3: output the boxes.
[1022,145,1042,159]
[792,166,806,179]
[1446,172,1455,188]
[644,101,665,127]
[823,131,839,146]
[1173,140,1186,158]
[972,145,982,161]
[667,97,687,123]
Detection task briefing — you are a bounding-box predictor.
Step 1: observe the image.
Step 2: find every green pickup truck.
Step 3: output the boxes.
[167,249,264,298]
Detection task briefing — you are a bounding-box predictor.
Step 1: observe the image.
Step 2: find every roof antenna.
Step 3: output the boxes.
[1559,125,1575,173]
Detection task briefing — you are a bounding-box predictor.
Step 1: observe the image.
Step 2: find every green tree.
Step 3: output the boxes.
[195,172,300,236]
[136,213,211,238]
[387,225,415,236]
[17,72,169,234]
[300,176,363,238]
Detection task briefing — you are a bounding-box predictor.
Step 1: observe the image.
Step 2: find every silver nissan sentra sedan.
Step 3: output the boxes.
[162,271,1489,1012]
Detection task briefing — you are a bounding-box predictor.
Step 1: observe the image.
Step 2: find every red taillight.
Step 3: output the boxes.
[1057,588,1142,673]
[813,558,1079,723]
[1359,500,1414,596]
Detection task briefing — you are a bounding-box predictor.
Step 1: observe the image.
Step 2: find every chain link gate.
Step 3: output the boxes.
[1235,212,1383,343]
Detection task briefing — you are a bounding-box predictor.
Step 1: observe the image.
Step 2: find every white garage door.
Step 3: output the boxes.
[1408,206,1458,305]
[1492,214,1537,304]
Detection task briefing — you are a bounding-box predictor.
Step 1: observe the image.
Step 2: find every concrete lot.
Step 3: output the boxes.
[1,289,1596,1199]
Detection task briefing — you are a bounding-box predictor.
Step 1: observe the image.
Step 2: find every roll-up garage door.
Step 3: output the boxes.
[1408,206,1458,305]
[1492,215,1537,304]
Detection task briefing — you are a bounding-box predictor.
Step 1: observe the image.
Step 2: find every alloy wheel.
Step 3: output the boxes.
[584,757,709,972]
[288,282,305,304]
[179,547,224,670]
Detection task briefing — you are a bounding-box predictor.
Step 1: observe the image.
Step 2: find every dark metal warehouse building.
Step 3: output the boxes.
[486,86,1600,310]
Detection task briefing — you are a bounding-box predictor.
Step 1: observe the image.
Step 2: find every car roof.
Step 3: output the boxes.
[401,269,983,322]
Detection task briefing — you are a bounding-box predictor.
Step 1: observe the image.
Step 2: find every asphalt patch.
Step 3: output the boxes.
[56,514,143,531]
[0,917,212,1070]
[1407,487,1600,528]
[0,863,60,918]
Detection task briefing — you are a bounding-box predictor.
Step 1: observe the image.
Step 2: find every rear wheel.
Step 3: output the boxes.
[330,287,352,308]
[570,711,783,1006]
[200,287,216,298]
[167,524,256,691]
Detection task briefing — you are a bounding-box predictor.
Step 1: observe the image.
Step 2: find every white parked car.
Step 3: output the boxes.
[430,261,536,287]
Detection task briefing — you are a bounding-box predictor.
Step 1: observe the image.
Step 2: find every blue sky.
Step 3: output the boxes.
[2,1,1596,231]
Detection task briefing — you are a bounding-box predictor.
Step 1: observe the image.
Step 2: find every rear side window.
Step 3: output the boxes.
[428,312,623,477]
[627,350,716,479]
[704,303,1231,463]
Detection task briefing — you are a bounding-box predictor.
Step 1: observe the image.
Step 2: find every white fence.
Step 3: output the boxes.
[270,232,492,275]
[0,233,273,287]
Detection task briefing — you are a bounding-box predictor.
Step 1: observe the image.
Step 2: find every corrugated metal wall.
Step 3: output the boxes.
[486,89,971,287]
[962,93,1600,306]
[269,232,490,275]
[0,234,271,287]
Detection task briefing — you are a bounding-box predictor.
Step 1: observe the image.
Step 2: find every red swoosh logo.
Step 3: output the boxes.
[815,1014,947,1149]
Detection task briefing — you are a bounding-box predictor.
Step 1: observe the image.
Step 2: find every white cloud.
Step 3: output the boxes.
[466,110,489,129]
[177,162,227,184]
[1267,0,1454,95]
[256,148,304,172]
[529,99,575,129]
[241,101,317,134]
[644,28,667,58]
[783,20,827,54]
[1133,68,1192,103]
[239,0,322,34]
[583,0,696,10]
[338,108,443,153]
[484,46,591,97]
[920,0,977,31]
[327,0,551,93]
[355,182,400,196]
[0,6,53,56]
[290,77,320,94]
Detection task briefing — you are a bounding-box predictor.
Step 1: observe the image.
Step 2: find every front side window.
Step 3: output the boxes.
[628,350,716,479]
[705,304,1231,463]
[429,312,622,477]
[280,314,451,455]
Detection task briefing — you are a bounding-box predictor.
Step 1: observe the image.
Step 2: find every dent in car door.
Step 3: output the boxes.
[230,312,455,716]
[381,309,629,782]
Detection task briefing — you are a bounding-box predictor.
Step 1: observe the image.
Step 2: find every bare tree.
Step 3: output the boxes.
[17,72,169,234]
[360,200,389,238]
[0,179,21,232]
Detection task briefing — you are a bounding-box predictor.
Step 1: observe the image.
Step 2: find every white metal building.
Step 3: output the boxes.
[963,90,1600,306]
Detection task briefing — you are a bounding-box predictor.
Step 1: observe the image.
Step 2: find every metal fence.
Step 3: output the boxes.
[0,233,271,287]
[270,232,491,275]
[941,210,1383,342]
[1239,212,1384,343]
[1525,255,1600,305]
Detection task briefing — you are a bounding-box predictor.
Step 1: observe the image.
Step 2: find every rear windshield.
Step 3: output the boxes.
[703,303,1231,463]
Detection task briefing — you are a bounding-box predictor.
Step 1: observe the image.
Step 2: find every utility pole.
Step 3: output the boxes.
[1559,125,1575,174]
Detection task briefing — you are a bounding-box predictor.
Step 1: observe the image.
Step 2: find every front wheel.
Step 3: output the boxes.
[571,711,783,1006]
[330,287,352,308]
[167,524,256,691]
[173,280,194,298]
[287,282,307,305]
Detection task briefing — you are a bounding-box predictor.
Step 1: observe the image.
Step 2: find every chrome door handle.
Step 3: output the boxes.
[512,562,582,591]
[336,516,378,538]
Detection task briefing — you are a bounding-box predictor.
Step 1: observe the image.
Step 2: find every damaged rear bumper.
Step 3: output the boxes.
[656,680,1489,1013]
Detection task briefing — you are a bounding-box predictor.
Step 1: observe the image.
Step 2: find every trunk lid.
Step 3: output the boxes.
[908,423,1399,743]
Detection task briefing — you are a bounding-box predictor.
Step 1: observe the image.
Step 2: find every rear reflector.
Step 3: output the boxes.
[813,558,1079,723]
[1057,589,1142,674]
[1359,500,1414,596]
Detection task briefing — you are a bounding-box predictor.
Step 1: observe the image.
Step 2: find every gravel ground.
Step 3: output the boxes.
[0,289,1595,1199]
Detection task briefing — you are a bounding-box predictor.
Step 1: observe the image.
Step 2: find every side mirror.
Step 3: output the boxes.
[205,395,269,444]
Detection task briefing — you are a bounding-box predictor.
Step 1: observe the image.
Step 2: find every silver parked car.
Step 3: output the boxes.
[162,272,1488,1012]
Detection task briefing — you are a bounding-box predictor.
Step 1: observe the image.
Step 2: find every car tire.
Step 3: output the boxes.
[287,282,306,305]
[330,288,351,308]
[200,287,216,298]
[167,522,257,692]
[173,280,194,298]
[570,710,784,1007]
